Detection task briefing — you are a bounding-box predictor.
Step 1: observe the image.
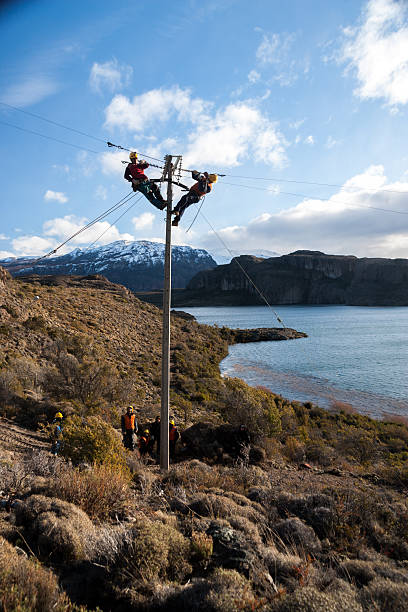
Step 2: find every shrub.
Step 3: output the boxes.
[191,531,213,561]
[13,494,96,562]
[221,378,281,438]
[0,536,75,611]
[44,463,133,521]
[115,517,192,584]
[60,415,126,467]
[360,578,408,611]
[204,568,263,612]
[276,586,362,612]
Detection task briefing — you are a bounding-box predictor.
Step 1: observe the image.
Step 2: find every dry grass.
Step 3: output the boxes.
[43,463,133,521]
[0,535,75,611]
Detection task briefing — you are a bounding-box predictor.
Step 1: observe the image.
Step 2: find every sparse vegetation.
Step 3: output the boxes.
[1,269,408,611]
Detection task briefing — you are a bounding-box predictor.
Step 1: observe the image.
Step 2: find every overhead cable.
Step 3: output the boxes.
[32,191,135,264]
[198,208,286,329]
[0,119,100,155]
[220,180,408,216]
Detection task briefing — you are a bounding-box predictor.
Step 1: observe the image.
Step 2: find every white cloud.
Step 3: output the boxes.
[197,165,408,258]
[340,0,408,107]
[1,75,59,107]
[52,164,70,173]
[95,185,108,200]
[0,251,15,259]
[0,234,9,240]
[289,119,306,129]
[44,190,68,204]
[104,87,210,132]
[326,136,341,149]
[248,70,261,83]
[43,215,133,246]
[184,102,287,168]
[89,59,132,94]
[254,32,300,86]
[104,87,288,169]
[132,212,155,230]
[11,235,56,256]
[304,135,315,145]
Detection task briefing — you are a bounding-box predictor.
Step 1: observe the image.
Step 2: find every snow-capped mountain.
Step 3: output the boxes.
[0,240,217,291]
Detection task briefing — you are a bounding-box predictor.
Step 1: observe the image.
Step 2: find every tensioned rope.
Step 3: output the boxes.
[85,195,144,250]
[197,207,285,328]
[31,191,136,265]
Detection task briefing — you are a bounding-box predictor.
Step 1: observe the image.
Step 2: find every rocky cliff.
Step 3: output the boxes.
[186,250,408,306]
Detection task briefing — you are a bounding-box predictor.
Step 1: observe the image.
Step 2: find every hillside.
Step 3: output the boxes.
[184,250,408,306]
[1,266,408,611]
[0,239,217,291]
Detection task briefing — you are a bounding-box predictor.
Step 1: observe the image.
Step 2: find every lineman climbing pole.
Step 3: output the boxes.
[160,154,182,470]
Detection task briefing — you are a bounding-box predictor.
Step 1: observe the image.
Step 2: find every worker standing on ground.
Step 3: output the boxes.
[169,418,180,461]
[51,412,64,456]
[124,152,166,210]
[138,429,151,456]
[150,415,161,457]
[121,406,138,451]
[172,170,217,226]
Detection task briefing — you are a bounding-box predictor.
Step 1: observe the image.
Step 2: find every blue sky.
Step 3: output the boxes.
[1,0,408,261]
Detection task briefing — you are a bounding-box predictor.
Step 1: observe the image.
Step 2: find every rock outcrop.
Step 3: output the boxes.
[186,250,408,306]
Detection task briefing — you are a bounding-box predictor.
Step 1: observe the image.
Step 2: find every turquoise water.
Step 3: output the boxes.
[178,306,408,419]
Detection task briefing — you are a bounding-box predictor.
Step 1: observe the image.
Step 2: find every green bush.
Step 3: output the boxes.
[221,378,281,437]
[116,517,192,584]
[60,415,126,468]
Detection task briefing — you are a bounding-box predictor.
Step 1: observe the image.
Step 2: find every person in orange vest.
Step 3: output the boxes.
[121,406,138,450]
[169,418,180,461]
[172,170,217,227]
[138,429,151,456]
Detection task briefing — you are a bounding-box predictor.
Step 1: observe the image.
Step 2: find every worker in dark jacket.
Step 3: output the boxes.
[124,151,166,210]
[150,415,161,456]
[138,429,151,456]
[172,170,217,226]
[169,418,180,461]
[121,406,138,450]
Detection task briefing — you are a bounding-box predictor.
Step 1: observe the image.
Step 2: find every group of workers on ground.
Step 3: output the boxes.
[124,152,218,227]
[121,405,179,460]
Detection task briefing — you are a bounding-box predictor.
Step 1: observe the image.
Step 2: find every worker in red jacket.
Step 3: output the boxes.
[172,170,218,226]
[124,151,166,210]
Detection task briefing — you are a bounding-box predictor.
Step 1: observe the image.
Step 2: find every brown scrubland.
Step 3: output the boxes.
[1,267,408,611]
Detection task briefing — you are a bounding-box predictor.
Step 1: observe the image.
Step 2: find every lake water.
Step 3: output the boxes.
[177,305,408,419]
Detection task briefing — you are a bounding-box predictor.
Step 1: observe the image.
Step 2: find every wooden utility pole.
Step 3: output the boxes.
[160,154,182,470]
[160,155,172,470]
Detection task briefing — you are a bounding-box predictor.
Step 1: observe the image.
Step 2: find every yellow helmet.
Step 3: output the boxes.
[144,429,150,434]
[208,173,218,183]
[129,151,138,161]
[170,419,175,425]
[127,405,134,412]
[55,412,63,419]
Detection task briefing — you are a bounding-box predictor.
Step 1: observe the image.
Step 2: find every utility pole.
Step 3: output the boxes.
[160,154,182,470]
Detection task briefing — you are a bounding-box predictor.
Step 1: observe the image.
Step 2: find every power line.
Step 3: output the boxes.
[32,191,135,264]
[86,195,143,249]
[0,101,107,145]
[0,101,163,163]
[3,101,408,198]
[220,180,408,216]
[221,173,408,196]
[0,119,100,155]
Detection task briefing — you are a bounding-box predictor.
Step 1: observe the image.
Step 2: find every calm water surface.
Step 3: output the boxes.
[178,306,408,419]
